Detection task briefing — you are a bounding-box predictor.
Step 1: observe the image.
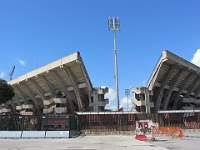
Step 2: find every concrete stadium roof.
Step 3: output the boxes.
[8,51,93,113]
[147,50,200,111]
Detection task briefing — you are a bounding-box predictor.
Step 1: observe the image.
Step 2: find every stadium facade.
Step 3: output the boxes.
[1,50,200,115]
[132,50,200,113]
[0,52,108,115]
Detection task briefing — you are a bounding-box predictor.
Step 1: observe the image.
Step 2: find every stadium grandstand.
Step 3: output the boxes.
[0,51,109,115]
[132,50,200,113]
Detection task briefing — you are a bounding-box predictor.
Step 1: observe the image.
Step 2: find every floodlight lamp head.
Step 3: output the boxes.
[108,17,120,31]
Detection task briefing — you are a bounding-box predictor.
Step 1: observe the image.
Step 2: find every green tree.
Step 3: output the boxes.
[0,79,15,104]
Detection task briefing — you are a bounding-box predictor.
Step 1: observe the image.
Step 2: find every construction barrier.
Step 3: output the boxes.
[152,127,183,139]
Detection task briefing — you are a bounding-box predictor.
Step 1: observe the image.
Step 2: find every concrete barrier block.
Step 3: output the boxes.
[22,131,46,138]
[0,131,22,139]
[45,131,69,138]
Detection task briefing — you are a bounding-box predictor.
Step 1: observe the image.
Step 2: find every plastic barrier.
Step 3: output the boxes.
[135,134,147,141]
[152,127,183,139]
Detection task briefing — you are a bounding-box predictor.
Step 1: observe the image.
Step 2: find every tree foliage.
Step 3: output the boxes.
[0,79,15,104]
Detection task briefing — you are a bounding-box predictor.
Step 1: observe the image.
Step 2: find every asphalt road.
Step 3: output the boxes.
[0,132,199,150]
[146,135,200,150]
[0,135,167,150]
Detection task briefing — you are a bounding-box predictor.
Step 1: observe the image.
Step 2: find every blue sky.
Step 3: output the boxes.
[0,0,200,111]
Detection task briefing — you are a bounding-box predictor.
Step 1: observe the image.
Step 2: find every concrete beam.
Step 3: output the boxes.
[154,82,179,92]
[155,65,177,111]
[163,69,184,110]
[77,60,92,103]
[30,79,45,100]
[21,83,41,114]
[172,74,193,109]
[182,97,200,104]
[51,71,75,112]
[194,79,200,99]
[148,60,165,90]
[186,77,200,97]
[39,75,55,97]
[64,66,84,111]
[14,85,26,103]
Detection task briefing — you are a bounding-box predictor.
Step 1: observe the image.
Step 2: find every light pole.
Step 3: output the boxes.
[125,89,130,111]
[108,17,120,111]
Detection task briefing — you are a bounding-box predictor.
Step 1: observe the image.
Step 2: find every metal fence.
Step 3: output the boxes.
[158,112,200,129]
[78,113,155,133]
[0,114,77,131]
[0,112,199,133]
[78,112,200,133]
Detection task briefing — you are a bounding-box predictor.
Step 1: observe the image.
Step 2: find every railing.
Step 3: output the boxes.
[0,112,199,134]
[78,112,200,134]
[0,114,77,131]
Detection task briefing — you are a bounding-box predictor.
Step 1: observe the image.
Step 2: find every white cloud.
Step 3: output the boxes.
[121,97,134,111]
[19,59,26,66]
[0,72,5,79]
[104,87,116,103]
[191,49,200,66]
[109,105,117,111]
[104,87,117,110]
[104,87,134,111]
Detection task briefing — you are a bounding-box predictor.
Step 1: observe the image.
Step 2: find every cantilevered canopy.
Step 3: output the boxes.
[8,52,93,114]
[147,50,200,111]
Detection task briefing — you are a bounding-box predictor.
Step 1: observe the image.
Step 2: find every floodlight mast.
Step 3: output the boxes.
[125,89,130,111]
[108,17,120,111]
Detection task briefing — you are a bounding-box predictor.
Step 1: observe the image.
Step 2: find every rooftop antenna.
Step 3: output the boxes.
[9,66,15,80]
[108,17,120,111]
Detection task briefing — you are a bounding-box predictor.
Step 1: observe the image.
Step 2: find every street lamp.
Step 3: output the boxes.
[108,17,120,111]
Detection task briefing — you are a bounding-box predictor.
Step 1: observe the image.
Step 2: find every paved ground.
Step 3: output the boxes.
[0,135,168,150]
[145,130,200,150]
[146,135,200,150]
[0,131,199,150]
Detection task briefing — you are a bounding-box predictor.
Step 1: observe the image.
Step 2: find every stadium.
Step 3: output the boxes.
[132,50,200,113]
[0,51,108,115]
[1,50,200,115]
[0,50,199,138]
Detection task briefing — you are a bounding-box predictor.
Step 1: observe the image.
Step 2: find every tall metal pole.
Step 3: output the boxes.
[125,89,130,111]
[108,17,120,111]
[114,30,120,111]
